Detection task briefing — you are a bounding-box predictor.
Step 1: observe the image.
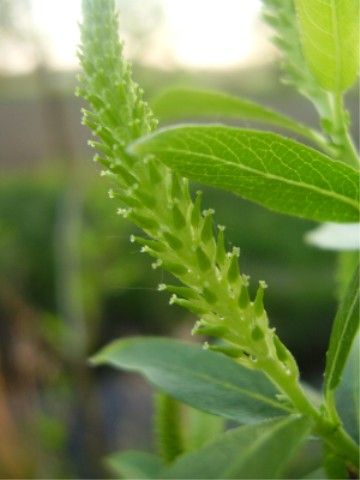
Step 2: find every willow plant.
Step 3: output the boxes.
[77,1,359,478]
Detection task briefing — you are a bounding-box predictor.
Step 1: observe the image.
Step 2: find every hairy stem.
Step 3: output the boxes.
[329,93,360,168]
[154,393,184,463]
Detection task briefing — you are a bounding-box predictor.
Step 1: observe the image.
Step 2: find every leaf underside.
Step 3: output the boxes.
[160,415,311,479]
[151,87,315,141]
[91,337,291,424]
[105,450,162,479]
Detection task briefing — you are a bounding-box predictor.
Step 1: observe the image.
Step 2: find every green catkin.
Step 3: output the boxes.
[79,0,299,378]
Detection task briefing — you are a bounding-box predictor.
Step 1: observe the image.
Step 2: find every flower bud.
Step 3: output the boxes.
[227,248,240,284]
[170,296,207,314]
[162,232,183,250]
[172,204,186,229]
[201,210,214,244]
[112,164,138,185]
[148,160,162,184]
[192,320,227,337]
[202,287,217,304]
[216,226,226,266]
[171,174,183,200]
[191,191,202,228]
[159,284,198,300]
[130,212,158,230]
[273,335,288,362]
[130,235,166,253]
[208,343,242,358]
[196,246,211,272]
[251,325,264,341]
[162,261,188,276]
[135,190,156,208]
[254,281,267,317]
[238,285,250,308]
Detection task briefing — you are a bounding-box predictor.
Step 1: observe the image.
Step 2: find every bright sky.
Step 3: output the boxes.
[6,0,274,73]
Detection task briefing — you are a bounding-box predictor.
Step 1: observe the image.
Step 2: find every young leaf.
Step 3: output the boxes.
[295,0,360,92]
[105,450,162,479]
[129,125,360,223]
[151,88,320,144]
[160,415,311,479]
[91,337,291,424]
[324,264,360,393]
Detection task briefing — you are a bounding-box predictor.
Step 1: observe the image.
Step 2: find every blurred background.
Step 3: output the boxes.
[0,0,358,478]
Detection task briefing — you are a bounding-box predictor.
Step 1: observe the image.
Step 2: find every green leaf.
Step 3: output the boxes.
[324,450,348,480]
[91,337,291,424]
[335,332,359,442]
[324,264,360,393]
[160,415,311,479]
[303,467,327,479]
[105,450,162,479]
[183,406,225,451]
[151,88,318,143]
[129,125,360,223]
[295,0,359,92]
[284,438,324,479]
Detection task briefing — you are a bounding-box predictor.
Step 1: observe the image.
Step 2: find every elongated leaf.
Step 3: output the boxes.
[91,337,291,423]
[160,415,311,479]
[105,451,162,479]
[324,264,360,392]
[151,88,317,142]
[335,332,359,442]
[295,0,359,91]
[129,125,360,223]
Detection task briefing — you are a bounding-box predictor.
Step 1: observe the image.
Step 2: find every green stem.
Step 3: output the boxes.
[260,358,359,470]
[306,128,338,157]
[153,392,184,464]
[329,93,360,168]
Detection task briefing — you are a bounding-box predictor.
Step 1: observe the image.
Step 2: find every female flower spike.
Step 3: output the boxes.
[78,0,300,397]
